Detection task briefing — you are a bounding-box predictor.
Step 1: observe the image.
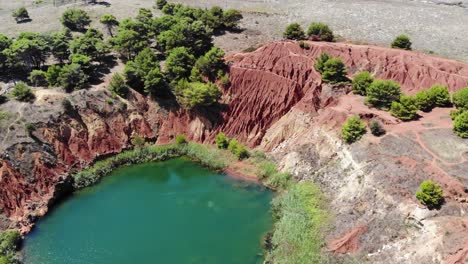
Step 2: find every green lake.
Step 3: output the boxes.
[23,158,273,264]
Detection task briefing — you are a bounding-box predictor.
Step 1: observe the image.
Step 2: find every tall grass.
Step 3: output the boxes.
[73,143,229,189]
[265,182,330,263]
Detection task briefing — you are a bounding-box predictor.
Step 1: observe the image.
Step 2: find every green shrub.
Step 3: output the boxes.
[100,14,119,37]
[28,70,47,87]
[155,0,168,10]
[257,161,277,180]
[283,23,305,40]
[314,53,331,74]
[46,65,62,87]
[0,230,20,255]
[109,73,129,97]
[321,57,348,84]
[266,172,291,190]
[219,74,230,88]
[416,180,444,209]
[391,34,412,50]
[61,9,91,31]
[452,87,468,109]
[12,7,29,23]
[25,123,35,134]
[61,98,74,114]
[131,135,145,148]
[11,82,34,102]
[414,90,435,112]
[429,85,451,107]
[222,9,243,29]
[228,139,249,160]
[58,64,88,92]
[369,120,385,136]
[266,182,329,263]
[176,81,221,109]
[307,22,334,42]
[298,41,310,50]
[175,134,187,145]
[390,95,419,121]
[215,132,229,149]
[341,116,366,144]
[453,110,468,138]
[352,71,373,96]
[366,80,401,109]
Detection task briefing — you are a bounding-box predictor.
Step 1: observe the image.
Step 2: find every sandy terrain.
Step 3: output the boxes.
[0,0,467,61]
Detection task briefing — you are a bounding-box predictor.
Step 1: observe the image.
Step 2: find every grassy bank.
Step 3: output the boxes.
[72,142,330,263]
[73,143,231,189]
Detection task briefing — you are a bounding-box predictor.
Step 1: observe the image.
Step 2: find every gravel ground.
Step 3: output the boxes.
[0,0,467,61]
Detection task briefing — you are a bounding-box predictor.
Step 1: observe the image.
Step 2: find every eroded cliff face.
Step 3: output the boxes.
[0,41,467,263]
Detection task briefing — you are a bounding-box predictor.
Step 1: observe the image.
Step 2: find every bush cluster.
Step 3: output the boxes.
[283,22,334,42]
[227,139,249,160]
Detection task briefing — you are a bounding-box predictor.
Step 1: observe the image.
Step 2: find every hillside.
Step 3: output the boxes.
[0,40,467,263]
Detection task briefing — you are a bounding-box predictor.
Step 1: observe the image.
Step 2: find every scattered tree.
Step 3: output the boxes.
[390,95,419,121]
[111,19,150,60]
[155,0,168,10]
[283,23,305,40]
[5,32,49,70]
[70,28,110,63]
[58,64,87,92]
[61,9,91,31]
[11,82,34,102]
[176,81,221,109]
[28,70,47,86]
[46,65,62,87]
[429,85,451,107]
[307,22,334,41]
[165,47,195,81]
[391,34,412,50]
[223,9,243,29]
[314,53,331,74]
[366,80,401,109]
[416,180,444,209]
[215,132,229,149]
[144,68,165,95]
[109,73,129,97]
[369,120,385,136]
[341,116,366,144]
[50,30,72,63]
[453,110,468,138]
[12,7,30,23]
[124,47,160,92]
[352,71,374,96]
[100,14,119,37]
[193,47,225,80]
[321,57,348,83]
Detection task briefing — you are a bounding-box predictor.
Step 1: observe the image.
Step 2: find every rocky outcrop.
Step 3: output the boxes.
[0,40,467,262]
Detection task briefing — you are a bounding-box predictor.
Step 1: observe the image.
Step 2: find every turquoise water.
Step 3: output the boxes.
[23,158,273,264]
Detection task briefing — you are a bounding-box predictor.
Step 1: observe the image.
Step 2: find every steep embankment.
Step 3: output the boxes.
[0,41,467,263]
